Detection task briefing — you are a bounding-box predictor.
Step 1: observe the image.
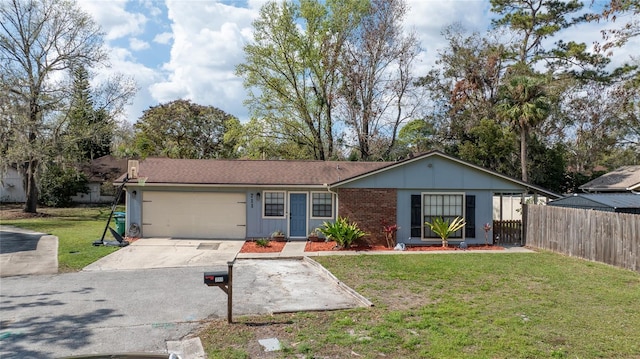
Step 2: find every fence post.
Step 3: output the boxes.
[522,203,528,246]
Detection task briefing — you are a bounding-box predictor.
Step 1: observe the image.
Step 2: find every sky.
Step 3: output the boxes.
[76,0,638,124]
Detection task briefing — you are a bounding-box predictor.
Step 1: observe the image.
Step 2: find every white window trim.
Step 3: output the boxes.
[421,192,466,240]
[262,190,287,219]
[310,191,334,219]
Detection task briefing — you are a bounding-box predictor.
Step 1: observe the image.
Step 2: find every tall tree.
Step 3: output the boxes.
[0,0,107,213]
[134,99,240,159]
[397,119,436,155]
[236,0,367,160]
[489,0,612,182]
[559,80,635,173]
[457,118,519,178]
[590,0,640,54]
[496,72,550,182]
[337,0,422,160]
[417,26,510,148]
[66,66,112,162]
[491,0,608,74]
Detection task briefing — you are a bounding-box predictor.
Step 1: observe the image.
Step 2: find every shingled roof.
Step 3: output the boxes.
[579,165,640,192]
[124,157,392,186]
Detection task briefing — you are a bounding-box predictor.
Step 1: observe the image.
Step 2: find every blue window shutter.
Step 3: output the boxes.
[411,195,421,237]
[465,195,476,238]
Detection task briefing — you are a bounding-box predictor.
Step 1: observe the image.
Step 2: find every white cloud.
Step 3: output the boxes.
[141,0,163,18]
[153,32,173,45]
[149,1,258,121]
[130,38,150,51]
[78,0,147,40]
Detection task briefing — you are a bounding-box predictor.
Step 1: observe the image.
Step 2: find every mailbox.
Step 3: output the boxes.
[204,271,229,286]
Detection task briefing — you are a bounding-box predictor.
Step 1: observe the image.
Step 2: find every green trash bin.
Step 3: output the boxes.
[113,212,126,236]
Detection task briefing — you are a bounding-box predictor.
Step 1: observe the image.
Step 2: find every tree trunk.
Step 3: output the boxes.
[23,159,39,213]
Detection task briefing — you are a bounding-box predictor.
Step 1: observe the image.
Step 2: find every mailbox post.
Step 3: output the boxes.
[204,260,235,323]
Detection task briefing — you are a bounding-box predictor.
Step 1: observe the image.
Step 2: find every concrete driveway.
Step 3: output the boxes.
[83,237,246,271]
[0,235,371,358]
[1,259,370,358]
[0,226,58,277]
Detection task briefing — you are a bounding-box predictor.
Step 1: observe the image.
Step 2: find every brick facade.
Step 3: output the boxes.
[337,188,397,246]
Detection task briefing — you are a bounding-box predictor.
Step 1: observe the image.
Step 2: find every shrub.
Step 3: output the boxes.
[255,238,270,247]
[319,217,366,249]
[39,164,89,207]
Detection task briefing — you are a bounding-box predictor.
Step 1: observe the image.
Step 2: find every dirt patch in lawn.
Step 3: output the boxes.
[239,240,286,253]
[305,240,504,252]
[0,204,51,220]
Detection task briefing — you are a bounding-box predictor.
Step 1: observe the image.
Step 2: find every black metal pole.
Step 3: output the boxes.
[99,176,128,242]
[227,260,234,324]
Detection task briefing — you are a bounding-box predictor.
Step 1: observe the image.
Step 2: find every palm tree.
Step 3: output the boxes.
[497,74,550,182]
[424,217,466,247]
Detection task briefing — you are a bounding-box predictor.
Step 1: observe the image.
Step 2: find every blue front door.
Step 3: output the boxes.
[289,193,307,238]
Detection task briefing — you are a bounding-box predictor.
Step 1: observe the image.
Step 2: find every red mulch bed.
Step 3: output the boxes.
[240,240,286,253]
[305,240,504,252]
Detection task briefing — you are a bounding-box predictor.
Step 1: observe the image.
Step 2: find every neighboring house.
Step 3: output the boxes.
[579,165,640,193]
[2,156,128,205]
[71,155,129,204]
[119,151,558,246]
[492,195,550,221]
[0,166,27,203]
[548,193,640,214]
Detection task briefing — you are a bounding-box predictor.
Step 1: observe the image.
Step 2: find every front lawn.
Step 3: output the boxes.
[1,205,123,271]
[200,252,640,358]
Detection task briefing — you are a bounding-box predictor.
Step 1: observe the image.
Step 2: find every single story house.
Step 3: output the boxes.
[2,155,128,205]
[118,151,559,246]
[579,165,640,193]
[71,155,129,204]
[548,193,640,214]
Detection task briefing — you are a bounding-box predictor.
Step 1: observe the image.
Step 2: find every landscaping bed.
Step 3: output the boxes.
[305,240,503,252]
[239,239,286,253]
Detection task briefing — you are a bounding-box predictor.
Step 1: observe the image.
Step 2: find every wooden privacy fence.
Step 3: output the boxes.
[493,220,522,245]
[524,204,640,273]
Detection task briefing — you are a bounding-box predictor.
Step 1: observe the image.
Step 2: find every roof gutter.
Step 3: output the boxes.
[324,183,339,219]
[118,182,329,189]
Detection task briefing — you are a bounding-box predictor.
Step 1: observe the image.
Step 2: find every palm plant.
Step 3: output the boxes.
[496,73,550,182]
[319,217,366,249]
[424,217,466,247]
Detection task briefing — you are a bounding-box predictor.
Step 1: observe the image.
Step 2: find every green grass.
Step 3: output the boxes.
[1,206,124,271]
[200,252,640,358]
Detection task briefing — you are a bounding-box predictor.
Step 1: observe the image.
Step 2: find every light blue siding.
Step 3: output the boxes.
[246,189,336,239]
[339,156,527,192]
[126,187,336,240]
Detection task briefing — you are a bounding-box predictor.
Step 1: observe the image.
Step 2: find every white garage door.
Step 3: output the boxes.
[142,191,246,239]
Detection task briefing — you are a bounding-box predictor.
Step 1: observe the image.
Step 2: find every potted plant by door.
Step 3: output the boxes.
[308,228,322,242]
[271,229,286,242]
